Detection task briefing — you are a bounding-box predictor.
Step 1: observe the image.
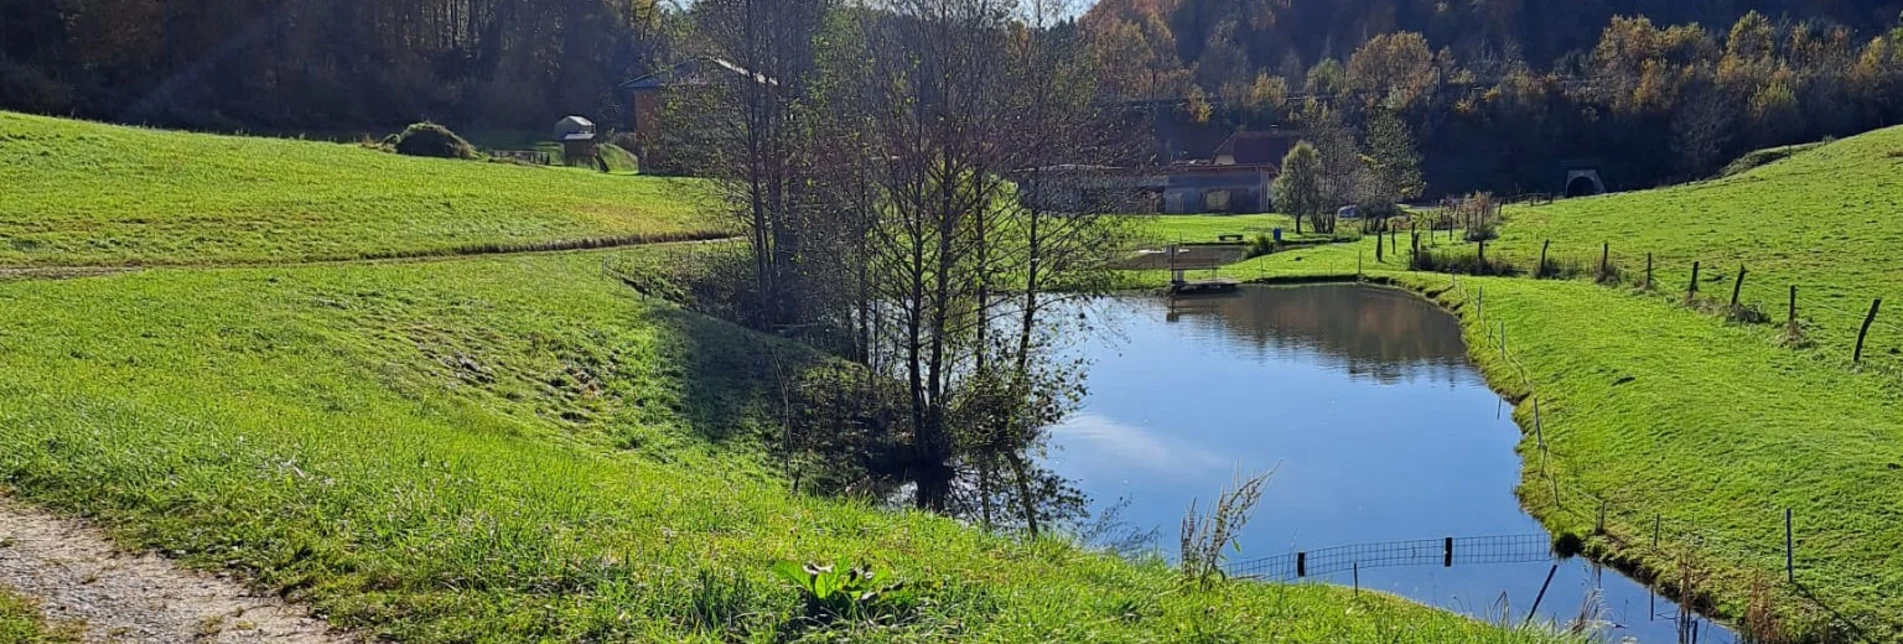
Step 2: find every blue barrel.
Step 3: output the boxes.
[1272,228,1284,243]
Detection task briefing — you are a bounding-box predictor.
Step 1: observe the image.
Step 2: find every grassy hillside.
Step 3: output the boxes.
[1494,127,1903,375]
[0,249,1571,643]
[0,112,722,267]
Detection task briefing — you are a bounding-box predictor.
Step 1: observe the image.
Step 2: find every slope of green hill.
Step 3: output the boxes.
[0,249,1572,643]
[0,112,722,267]
[1493,127,1903,375]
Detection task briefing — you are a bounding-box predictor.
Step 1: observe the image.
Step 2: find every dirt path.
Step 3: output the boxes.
[0,497,353,643]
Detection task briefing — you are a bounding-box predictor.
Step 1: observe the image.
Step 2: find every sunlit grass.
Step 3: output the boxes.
[1494,127,1903,375]
[0,249,1575,642]
[0,111,725,267]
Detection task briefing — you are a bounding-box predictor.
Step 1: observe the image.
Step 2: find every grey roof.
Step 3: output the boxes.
[555,115,596,141]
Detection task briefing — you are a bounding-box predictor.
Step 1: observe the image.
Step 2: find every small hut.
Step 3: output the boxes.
[554,116,598,166]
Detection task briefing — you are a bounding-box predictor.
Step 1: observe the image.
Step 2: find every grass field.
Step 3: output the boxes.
[0,111,1582,644]
[0,588,75,643]
[0,111,722,267]
[1117,161,1903,638]
[1493,126,1903,376]
[0,248,1574,643]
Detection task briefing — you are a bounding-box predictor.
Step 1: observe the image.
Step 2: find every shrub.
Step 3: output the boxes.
[389,121,478,160]
[1245,234,1277,259]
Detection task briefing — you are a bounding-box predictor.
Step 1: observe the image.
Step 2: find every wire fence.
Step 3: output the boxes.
[1228,533,1556,583]
[1441,270,1883,643]
[1428,230,1903,382]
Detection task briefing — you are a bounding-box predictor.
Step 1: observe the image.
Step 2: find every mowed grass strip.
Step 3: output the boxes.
[1494,126,1903,375]
[0,112,725,267]
[0,250,1571,643]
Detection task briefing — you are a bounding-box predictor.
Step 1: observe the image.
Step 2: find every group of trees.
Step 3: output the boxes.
[1087,0,1903,192]
[0,0,667,130]
[676,0,1129,531]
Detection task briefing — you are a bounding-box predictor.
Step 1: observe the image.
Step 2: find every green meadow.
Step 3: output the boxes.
[1493,126,1903,375]
[0,112,723,267]
[0,251,1570,643]
[0,113,1575,642]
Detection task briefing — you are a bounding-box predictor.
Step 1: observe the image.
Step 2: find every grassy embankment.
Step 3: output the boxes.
[0,589,77,643]
[0,113,1572,642]
[0,111,723,268]
[1491,128,1903,376]
[1122,129,1903,640]
[1129,213,1352,246]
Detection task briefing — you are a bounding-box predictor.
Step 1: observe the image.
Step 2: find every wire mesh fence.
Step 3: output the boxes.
[1228,533,1556,582]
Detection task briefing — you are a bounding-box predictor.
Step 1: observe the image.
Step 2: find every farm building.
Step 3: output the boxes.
[1021,130,1296,214]
[554,116,597,167]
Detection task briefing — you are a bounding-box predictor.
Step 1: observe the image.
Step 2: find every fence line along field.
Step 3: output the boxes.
[1490,125,1903,375]
[0,111,724,268]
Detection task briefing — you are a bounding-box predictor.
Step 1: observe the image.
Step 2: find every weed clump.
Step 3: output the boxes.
[1551,531,1585,558]
[389,121,478,160]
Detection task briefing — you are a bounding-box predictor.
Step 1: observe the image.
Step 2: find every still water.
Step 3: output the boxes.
[1050,285,1734,643]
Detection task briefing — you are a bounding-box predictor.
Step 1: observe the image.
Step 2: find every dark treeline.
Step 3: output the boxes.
[1086,0,1903,193]
[0,0,666,131]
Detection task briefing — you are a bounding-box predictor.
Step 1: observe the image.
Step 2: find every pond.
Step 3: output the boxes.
[1050,285,1735,643]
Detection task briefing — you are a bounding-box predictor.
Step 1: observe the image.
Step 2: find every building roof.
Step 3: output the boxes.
[555,115,596,141]
[620,57,779,92]
[1213,130,1297,167]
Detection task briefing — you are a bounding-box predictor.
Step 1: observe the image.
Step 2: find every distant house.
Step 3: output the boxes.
[555,115,598,167]
[1212,130,1298,167]
[619,57,779,173]
[1023,130,1298,215]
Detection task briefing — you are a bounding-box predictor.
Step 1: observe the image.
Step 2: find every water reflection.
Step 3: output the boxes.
[1161,285,1472,386]
[1050,285,1734,643]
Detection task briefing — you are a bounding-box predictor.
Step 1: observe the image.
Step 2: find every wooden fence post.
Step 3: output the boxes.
[1646,253,1654,290]
[1786,508,1795,584]
[1599,243,1610,281]
[1855,298,1883,363]
[1730,264,1747,308]
[1788,286,1799,336]
[1539,240,1551,278]
[1443,537,1454,567]
[1686,261,1701,303]
[1297,552,1307,578]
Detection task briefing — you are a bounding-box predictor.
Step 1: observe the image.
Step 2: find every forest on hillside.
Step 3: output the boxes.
[8,0,1903,193]
[1085,0,1903,193]
[0,0,668,131]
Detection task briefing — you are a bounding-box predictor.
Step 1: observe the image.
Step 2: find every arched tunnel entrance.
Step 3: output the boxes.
[1564,170,1606,198]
